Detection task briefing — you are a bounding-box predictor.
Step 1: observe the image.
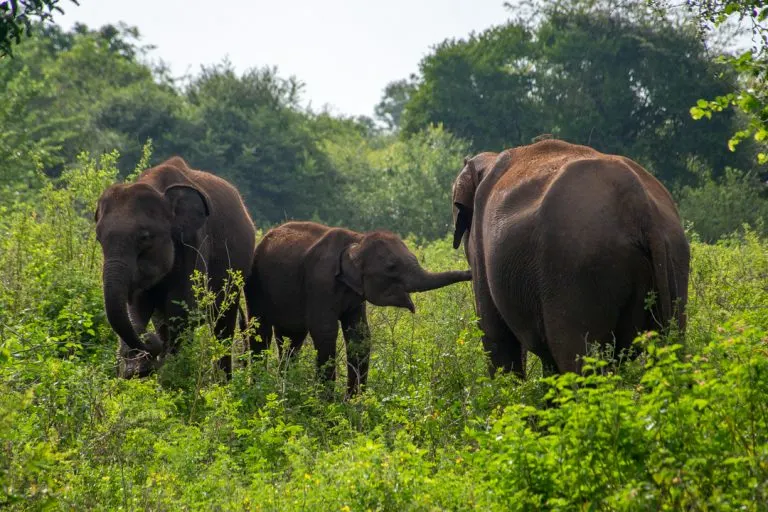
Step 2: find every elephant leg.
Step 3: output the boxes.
[308,318,340,391]
[275,328,307,362]
[250,319,273,355]
[340,304,371,398]
[542,294,619,375]
[155,291,192,356]
[213,295,240,377]
[117,297,157,379]
[474,288,526,379]
[613,285,655,363]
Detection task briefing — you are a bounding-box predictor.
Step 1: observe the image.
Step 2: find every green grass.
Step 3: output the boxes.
[1,155,767,511]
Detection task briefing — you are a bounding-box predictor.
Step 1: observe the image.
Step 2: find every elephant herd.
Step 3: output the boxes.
[94,139,690,396]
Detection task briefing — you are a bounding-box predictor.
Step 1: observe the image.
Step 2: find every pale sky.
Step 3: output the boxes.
[57,0,513,118]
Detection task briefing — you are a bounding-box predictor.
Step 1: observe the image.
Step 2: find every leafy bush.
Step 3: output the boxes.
[324,124,470,241]
[1,150,767,510]
[679,166,768,242]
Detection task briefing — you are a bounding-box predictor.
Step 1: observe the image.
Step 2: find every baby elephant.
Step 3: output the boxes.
[245,221,471,397]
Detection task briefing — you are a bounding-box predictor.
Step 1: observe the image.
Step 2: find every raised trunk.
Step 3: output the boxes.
[407,269,472,293]
[102,259,147,353]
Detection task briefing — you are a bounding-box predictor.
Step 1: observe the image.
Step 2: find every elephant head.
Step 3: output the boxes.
[335,232,471,313]
[94,178,210,355]
[451,152,501,249]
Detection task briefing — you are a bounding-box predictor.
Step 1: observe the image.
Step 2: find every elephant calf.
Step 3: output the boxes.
[245,221,472,397]
[95,156,256,378]
[452,139,690,377]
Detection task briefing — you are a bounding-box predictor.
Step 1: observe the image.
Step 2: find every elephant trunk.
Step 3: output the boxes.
[102,259,148,354]
[407,269,472,293]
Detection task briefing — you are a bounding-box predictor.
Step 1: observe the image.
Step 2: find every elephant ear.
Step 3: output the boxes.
[452,158,477,249]
[164,184,210,241]
[336,243,364,296]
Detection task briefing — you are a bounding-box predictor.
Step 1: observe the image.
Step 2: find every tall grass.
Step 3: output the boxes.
[1,152,767,510]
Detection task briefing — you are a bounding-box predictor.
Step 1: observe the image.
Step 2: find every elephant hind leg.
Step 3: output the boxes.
[542,302,621,375]
[273,328,309,378]
[250,319,273,355]
[613,282,655,362]
[479,314,527,380]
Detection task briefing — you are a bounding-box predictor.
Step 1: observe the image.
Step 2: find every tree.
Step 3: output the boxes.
[402,23,542,151]
[398,0,751,184]
[0,21,178,197]
[0,0,78,56]
[533,0,749,183]
[657,0,768,169]
[178,62,343,226]
[375,78,417,131]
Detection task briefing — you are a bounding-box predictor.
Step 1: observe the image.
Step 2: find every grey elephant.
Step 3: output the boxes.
[244,221,472,397]
[94,156,256,377]
[451,139,690,377]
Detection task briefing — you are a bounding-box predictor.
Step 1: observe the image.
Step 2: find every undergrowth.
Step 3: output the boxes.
[1,153,767,510]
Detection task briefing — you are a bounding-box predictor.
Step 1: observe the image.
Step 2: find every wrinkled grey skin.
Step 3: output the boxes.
[452,139,690,377]
[245,221,472,397]
[95,157,256,378]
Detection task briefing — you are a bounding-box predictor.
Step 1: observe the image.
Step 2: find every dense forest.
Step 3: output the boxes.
[2,0,768,509]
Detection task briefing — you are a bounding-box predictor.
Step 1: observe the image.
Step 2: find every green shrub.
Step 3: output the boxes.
[1,149,767,510]
[679,167,768,242]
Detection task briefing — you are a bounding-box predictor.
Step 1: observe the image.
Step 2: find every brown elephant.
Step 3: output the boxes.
[451,139,690,377]
[94,156,256,378]
[244,221,472,396]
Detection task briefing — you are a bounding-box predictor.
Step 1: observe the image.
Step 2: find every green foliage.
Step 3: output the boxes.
[4,19,763,241]
[0,0,77,56]
[323,124,470,240]
[679,166,768,241]
[664,0,768,165]
[402,22,540,151]
[1,150,767,510]
[398,0,751,184]
[179,62,343,227]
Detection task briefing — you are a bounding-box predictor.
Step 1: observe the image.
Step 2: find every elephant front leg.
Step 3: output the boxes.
[308,317,340,395]
[117,299,157,378]
[341,304,371,398]
[156,289,194,356]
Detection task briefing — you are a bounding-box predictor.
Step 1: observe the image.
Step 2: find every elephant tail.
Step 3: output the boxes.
[647,227,673,330]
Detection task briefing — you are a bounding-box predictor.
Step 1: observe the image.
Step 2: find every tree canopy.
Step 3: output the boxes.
[0,0,78,56]
[392,0,752,184]
[1,2,765,242]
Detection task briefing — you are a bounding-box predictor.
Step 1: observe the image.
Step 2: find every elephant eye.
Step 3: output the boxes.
[138,230,152,243]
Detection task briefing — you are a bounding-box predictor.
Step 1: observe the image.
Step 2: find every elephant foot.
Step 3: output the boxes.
[117,349,160,379]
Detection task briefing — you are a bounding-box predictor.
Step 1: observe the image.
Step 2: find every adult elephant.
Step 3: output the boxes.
[245,221,472,397]
[451,139,690,377]
[94,156,256,378]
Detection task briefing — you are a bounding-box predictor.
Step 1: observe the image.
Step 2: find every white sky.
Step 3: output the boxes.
[57,0,513,118]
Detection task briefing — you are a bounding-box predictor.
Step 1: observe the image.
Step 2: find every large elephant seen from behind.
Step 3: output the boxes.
[95,156,256,378]
[245,221,472,397]
[452,139,690,377]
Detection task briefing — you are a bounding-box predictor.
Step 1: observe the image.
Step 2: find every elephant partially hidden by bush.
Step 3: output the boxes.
[94,156,256,378]
[452,139,690,377]
[245,221,472,397]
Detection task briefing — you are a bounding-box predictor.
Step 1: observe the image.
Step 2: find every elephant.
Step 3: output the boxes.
[244,221,472,397]
[94,156,256,378]
[451,139,690,377]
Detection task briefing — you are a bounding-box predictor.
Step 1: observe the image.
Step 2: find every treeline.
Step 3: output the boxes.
[1,0,766,241]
